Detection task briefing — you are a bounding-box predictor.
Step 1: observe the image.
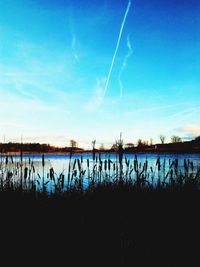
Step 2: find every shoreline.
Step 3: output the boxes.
[1,150,200,156]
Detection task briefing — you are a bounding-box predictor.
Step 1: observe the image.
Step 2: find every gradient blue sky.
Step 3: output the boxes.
[0,0,200,148]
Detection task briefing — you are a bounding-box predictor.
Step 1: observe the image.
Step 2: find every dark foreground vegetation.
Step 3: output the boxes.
[0,154,200,266]
[1,185,200,266]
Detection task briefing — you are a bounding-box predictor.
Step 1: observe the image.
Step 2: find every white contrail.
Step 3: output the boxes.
[118,34,133,98]
[102,0,132,98]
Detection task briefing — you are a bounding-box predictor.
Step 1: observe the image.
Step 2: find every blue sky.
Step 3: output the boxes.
[0,0,200,148]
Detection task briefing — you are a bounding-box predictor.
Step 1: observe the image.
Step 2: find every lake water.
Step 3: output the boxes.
[1,153,200,192]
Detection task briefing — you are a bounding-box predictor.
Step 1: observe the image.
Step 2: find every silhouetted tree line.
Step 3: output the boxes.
[0,136,199,154]
[123,136,200,153]
[0,142,84,153]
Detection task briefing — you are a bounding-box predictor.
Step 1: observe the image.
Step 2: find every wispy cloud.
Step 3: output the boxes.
[175,124,200,137]
[0,122,24,130]
[67,4,80,63]
[0,64,73,106]
[103,0,132,99]
[71,34,79,62]
[169,107,200,122]
[12,79,41,102]
[85,77,106,112]
[123,102,191,117]
[0,88,59,113]
[1,73,44,103]
[118,34,133,98]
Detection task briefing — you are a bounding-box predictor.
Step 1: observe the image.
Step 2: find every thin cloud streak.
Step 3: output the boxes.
[103,0,132,99]
[118,34,133,98]
[169,107,200,121]
[67,4,79,63]
[85,77,106,111]
[71,34,79,62]
[123,102,192,117]
[0,68,71,105]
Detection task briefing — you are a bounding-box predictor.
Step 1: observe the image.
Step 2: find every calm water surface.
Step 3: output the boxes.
[6,153,200,170]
